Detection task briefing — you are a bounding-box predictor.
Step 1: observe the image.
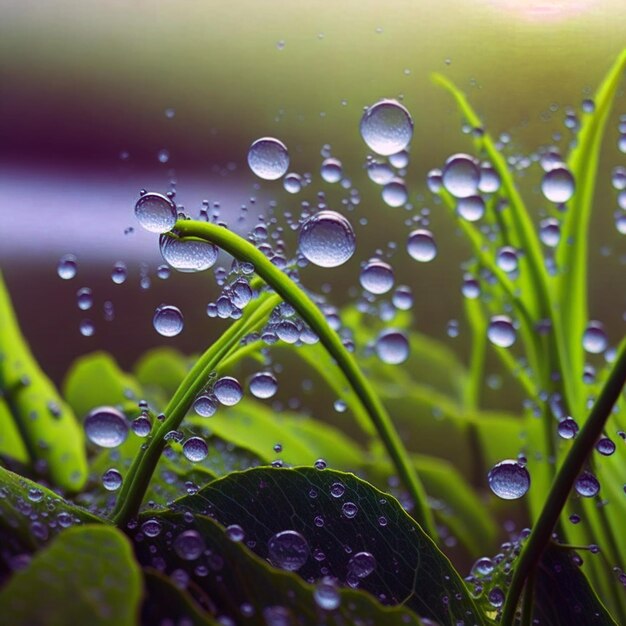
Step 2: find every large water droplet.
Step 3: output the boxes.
[381,178,408,207]
[173,529,205,560]
[539,218,561,247]
[153,304,184,337]
[496,247,518,273]
[84,407,129,448]
[541,166,575,203]
[268,530,309,571]
[442,154,480,198]
[375,329,409,364]
[134,192,177,233]
[457,196,485,222]
[213,376,243,406]
[487,316,516,348]
[582,321,608,354]
[298,210,356,268]
[407,229,437,262]
[348,552,376,578]
[575,471,600,497]
[248,138,290,180]
[102,468,123,491]
[359,99,413,156]
[249,372,278,399]
[57,254,77,280]
[488,460,530,500]
[160,234,218,273]
[321,158,343,183]
[182,436,209,462]
[557,417,579,440]
[359,260,394,295]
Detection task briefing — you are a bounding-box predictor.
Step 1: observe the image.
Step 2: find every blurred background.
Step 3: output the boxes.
[0,0,625,407]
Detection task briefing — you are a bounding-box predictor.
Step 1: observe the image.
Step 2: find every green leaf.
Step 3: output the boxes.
[134,347,189,399]
[169,466,485,625]
[188,398,365,469]
[0,525,143,626]
[0,397,28,464]
[63,352,143,419]
[532,545,618,625]
[143,569,220,626]
[0,272,88,491]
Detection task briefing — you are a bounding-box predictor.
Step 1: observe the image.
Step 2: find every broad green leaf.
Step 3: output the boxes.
[0,525,142,626]
[134,347,189,399]
[532,545,618,625]
[188,398,365,469]
[135,512,425,625]
[169,467,486,625]
[0,272,88,491]
[63,351,143,419]
[0,397,28,463]
[143,569,220,626]
[0,465,100,552]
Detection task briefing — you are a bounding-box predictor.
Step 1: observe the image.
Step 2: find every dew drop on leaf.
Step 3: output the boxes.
[141,518,162,538]
[596,437,616,456]
[557,417,579,440]
[348,551,376,578]
[213,376,243,406]
[102,468,123,491]
[359,99,413,156]
[457,195,485,222]
[182,436,209,462]
[575,471,600,497]
[131,415,152,437]
[247,137,290,180]
[153,304,184,337]
[84,406,129,448]
[134,191,177,233]
[314,577,341,610]
[159,234,219,273]
[226,524,245,542]
[342,501,358,518]
[283,172,303,194]
[173,529,205,560]
[267,530,310,571]
[488,459,530,500]
[298,210,356,268]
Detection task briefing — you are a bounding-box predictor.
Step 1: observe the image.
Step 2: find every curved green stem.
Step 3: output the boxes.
[111,291,280,526]
[170,220,436,537]
[501,339,626,625]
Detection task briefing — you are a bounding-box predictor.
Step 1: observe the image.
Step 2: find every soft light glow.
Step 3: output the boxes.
[490,0,598,22]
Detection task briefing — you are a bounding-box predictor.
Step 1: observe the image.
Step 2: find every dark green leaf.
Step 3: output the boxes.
[0,525,142,626]
[169,466,485,625]
[134,347,189,399]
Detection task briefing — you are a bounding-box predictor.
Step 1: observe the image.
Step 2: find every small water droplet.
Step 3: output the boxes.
[57,254,77,280]
[134,192,177,233]
[487,316,516,348]
[442,154,479,198]
[298,210,356,268]
[321,158,343,183]
[575,471,600,497]
[582,321,608,354]
[84,407,129,448]
[182,436,209,462]
[375,329,409,364]
[359,99,413,156]
[359,259,394,295]
[213,376,243,406]
[314,577,340,610]
[268,530,309,571]
[248,138,290,180]
[153,305,184,337]
[348,551,375,578]
[407,229,437,262]
[541,166,575,203]
[173,530,205,560]
[102,468,123,491]
[249,372,278,399]
[342,501,358,518]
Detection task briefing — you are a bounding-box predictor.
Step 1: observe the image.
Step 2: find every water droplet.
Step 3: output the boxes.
[330,482,345,498]
[359,99,413,156]
[367,161,394,185]
[541,166,575,203]
[478,164,501,193]
[268,530,309,571]
[557,418,579,440]
[134,192,177,233]
[226,524,245,542]
[157,148,170,163]
[407,229,437,262]
[539,218,561,247]
[193,394,218,417]
[442,154,480,198]
[457,196,485,222]
[248,138,289,180]
[283,173,302,194]
[142,518,162,538]
[84,406,129,448]
[132,415,152,437]
[102,468,123,491]
[496,247,518,273]
[182,436,209,462]
[160,234,218,273]
[213,376,243,406]
[375,329,409,364]
[173,530,205,560]
[111,262,127,285]
[612,166,626,190]
[345,554,375,586]
[471,557,494,576]
[79,319,95,337]
[575,471,600,497]
[392,285,413,310]
[382,178,408,207]
[342,501,358,518]
[487,316,516,348]
[462,276,481,299]
[314,577,340,610]
[57,254,77,280]
[359,259,394,295]
[596,437,615,456]
[321,158,343,183]
[488,460,530,500]
[298,210,356,268]
[582,321,608,354]
[77,287,93,311]
[249,372,278,399]
[153,305,184,337]
[488,587,505,608]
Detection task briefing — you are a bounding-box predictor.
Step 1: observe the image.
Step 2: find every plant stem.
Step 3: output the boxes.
[111,291,280,526]
[170,220,437,537]
[501,339,626,625]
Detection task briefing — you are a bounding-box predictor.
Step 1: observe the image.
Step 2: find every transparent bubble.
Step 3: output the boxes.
[268,530,310,571]
[283,173,303,194]
[540,150,563,172]
[182,436,209,462]
[213,376,243,406]
[226,524,245,542]
[457,196,485,222]
[462,276,481,299]
[248,137,290,180]
[367,161,395,185]
[442,154,480,198]
[173,529,205,560]
[488,587,505,608]
[321,158,343,183]
[314,577,341,610]
[392,285,413,310]
[193,394,217,417]
[487,316,516,348]
[478,164,500,193]
[596,437,616,456]
[539,218,561,247]
[389,149,409,169]
[111,262,127,285]
[342,501,358,518]
[84,407,129,448]
[616,213,626,235]
[359,259,394,295]
[426,168,443,193]
[359,99,413,156]
[102,468,123,491]
[79,319,95,337]
[249,372,278,399]
[77,287,93,311]
[132,415,152,437]
[541,166,575,203]
[375,329,409,364]
[153,304,184,337]
[157,148,170,164]
[57,254,77,280]
[382,178,408,207]
[348,552,375,578]
[488,460,530,500]
[134,192,177,233]
[582,321,608,354]
[471,557,494,577]
[496,247,518,273]
[557,418,579,440]
[160,234,218,273]
[575,471,600,497]
[141,518,162,538]
[298,210,356,268]
[612,166,626,190]
[407,229,437,262]
[330,482,345,498]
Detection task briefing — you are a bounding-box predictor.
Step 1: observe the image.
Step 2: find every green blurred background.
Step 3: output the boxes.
[0,0,624,404]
